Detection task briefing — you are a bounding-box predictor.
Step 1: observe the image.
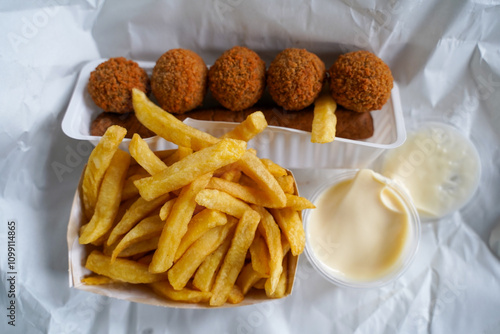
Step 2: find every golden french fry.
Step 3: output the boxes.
[163,146,193,166]
[227,285,245,304]
[174,209,228,262]
[79,150,130,244]
[236,262,266,295]
[275,175,295,194]
[159,198,176,221]
[154,149,177,161]
[252,205,283,294]
[236,151,286,207]
[221,111,268,141]
[149,173,212,273]
[195,189,252,219]
[121,174,147,201]
[111,215,165,261]
[168,221,235,290]
[117,236,159,258]
[192,235,232,292]
[136,253,155,265]
[151,282,211,304]
[82,125,127,219]
[133,88,219,151]
[134,138,247,201]
[107,193,170,246]
[267,253,288,298]
[85,251,168,283]
[81,275,116,285]
[270,207,304,256]
[260,158,288,178]
[285,193,315,210]
[249,233,270,277]
[253,278,266,289]
[129,133,168,175]
[220,169,242,182]
[312,87,337,143]
[207,177,278,208]
[210,209,261,306]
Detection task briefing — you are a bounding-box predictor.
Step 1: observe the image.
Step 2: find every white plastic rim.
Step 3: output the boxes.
[303,170,421,289]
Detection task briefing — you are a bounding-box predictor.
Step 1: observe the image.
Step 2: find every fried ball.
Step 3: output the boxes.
[88,57,150,114]
[208,46,266,111]
[151,49,208,114]
[90,112,155,138]
[266,48,325,111]
[328,50,393,112]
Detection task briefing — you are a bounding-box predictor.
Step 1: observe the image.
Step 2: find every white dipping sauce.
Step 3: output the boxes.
[382,123,481,219]
[308,169,411,282]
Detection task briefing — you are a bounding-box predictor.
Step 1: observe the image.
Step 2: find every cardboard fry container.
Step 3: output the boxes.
[67,168,299,309]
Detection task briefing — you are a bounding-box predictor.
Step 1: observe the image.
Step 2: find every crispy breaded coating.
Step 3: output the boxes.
[151,49,208,114]
[267,48,325,111]
[88,57,150,114]
[208,46,266,111]
[328,51,393,112]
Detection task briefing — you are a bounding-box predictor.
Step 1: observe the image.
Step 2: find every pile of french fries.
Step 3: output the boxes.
[78,89,314,306]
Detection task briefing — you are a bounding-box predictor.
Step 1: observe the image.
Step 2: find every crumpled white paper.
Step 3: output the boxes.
[1,0,500,333]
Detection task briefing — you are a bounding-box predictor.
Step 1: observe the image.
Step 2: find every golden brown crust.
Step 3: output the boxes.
[87,57,150,114]
[267,48,326,111]
[151,49,208,114]
[208,46,266,111]
[328,51,393,113]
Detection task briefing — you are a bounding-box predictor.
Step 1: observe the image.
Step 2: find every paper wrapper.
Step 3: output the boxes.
[67,168,299,309]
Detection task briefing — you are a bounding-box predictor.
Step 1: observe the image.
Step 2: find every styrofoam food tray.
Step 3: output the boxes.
[62,59,406,169]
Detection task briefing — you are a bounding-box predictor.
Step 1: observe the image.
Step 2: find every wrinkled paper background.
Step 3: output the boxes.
[1,0,500,333]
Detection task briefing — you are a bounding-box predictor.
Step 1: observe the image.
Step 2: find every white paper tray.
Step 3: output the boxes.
[62,59,406,169]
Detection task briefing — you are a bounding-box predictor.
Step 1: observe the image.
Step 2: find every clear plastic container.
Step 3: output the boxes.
[303,170,421,288]
[62,59,406,169]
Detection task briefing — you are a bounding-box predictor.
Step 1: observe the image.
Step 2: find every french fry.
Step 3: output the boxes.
[285,193,315,210]
[129,133,168,175]
[236,262,266,295]
[227,285,245,304]
[192,235,232,292]
[111,215,165,261]
[133,88,219,151]
[117,236,159,258]
[168,221,236,290]
[149,173,212,273]
[249,233,270,277]
[195,189,252,219]
[253,278,266,290]
[134,138,247,201]
[221,111,268,142]
[260,158,287,178]
[220,169,242,182]
[85,251,168,283]
[136,253,155,265]
[252,205,283,294]
[312,87,337,143]
[270,207,305,256]
[174,209,228,262]
[79,150,130,244]
[107,193,170,246]
[210,209,261,306]
[154,149,177,161]
[275,174,295,194]
[236,151,286,207]
[159,198,176,221]
[82,125,127,219]
[121,174,147,201]
[81,275,116,285]
[267,254,288,298]
[207,177,277,208]
[163,146,193,166]
[151,282,211,304]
